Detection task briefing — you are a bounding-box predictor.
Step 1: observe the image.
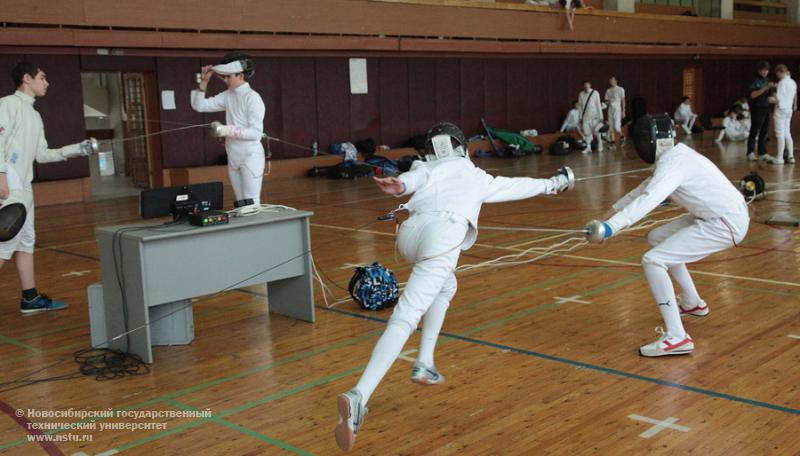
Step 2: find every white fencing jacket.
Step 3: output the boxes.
[0,91,70,207]
[775,75,797,115]
[577,89,603,125]
[608,143,748,232]
[397,157,562,249]
[722,116,746,137]
[191,82,266,170]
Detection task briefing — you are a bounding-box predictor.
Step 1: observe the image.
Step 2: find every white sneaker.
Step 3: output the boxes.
[678,298,709,317]
[760,154,777,164]
[681,124,692,135]
[335,389,368,452]
[639,327,694,357]
[411,362,446,386]
[581,147,591,155]
[747,152,758,161]
[786,156,795,164]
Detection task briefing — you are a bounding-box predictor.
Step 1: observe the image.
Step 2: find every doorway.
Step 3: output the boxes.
[81,71,163,200]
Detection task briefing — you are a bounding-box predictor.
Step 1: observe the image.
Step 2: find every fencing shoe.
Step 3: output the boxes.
[678,298,709,317]
[639,327,693,357]
[411,362,446,386]
[335,389,368,452]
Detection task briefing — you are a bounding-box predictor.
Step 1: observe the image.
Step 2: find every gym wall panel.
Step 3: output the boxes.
[483,60,508,130]
[459,59,485,138]
[378,58,410,148]
[350,58,381,143]
[155,57,205,169]
[434,60,461,127]
[505,62,530,133]
[32,54,89,181]
[253,57,284,159]
[279,58,318,159]
[408,59,437,139]
[315,58,351,151]
[80,55,157,73]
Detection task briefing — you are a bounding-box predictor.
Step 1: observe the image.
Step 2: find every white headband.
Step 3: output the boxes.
[212,61,246,76]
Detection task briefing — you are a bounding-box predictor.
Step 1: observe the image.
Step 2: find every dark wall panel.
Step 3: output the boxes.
[315,58,351,149]
[350,58,381,142]
[459,59,484,138]
[408,59,437,138]
[32,54,88,181]
[378,58,409,147]
[506,63,530,132]
[434,60,461,126]
[156,57,205,169]
[81,55,156,72]
[279,58,317,158]
[253,57,284,159]
[483,60,507,129]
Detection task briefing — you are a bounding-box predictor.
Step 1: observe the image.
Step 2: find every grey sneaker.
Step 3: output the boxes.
[786,155,795,164]
[747,152,758,161]
[411,362,445,386]
[335,389,368,452]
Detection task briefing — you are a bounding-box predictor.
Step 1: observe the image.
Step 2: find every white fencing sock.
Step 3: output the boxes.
[777,135,786,160]
[355,322,412,405]
[785,134,794,159]
[417,297,450,367]
[644,263,687,339]
[668,264,702,307]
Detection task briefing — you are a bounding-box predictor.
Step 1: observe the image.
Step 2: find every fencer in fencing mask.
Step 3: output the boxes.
[631,113,676,164]
[423,122,469,162]
[212,52,255,80]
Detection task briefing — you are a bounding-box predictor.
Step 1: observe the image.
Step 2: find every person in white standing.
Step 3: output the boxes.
[334,122,575,452]
[191,52,267,205]
[715,109,748,143]
[767,64,797,164]
[674,96,698,135]
[585,114,749,357]
[578,80,604,154]
[604,76,626,147]
[0,61,97,314]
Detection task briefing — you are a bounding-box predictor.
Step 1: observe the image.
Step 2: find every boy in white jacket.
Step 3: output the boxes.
[578,81,604,154]
[586,114,749,357]
[768,64,797,164]
[0,61,96,314]
[191,52,267,204]
[335,122,574,452]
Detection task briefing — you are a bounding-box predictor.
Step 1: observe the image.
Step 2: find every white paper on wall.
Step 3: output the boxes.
[349,58,368,95]
[161,90,176,110]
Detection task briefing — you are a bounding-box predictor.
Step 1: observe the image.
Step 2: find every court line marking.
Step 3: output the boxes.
[554,295,592,305]
[319,306,800,416]
[0,398,65,456]
[628,414,690,439]
[788,335,800,340]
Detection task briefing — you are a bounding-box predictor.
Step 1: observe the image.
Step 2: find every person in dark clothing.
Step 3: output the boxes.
[747,61,776,162]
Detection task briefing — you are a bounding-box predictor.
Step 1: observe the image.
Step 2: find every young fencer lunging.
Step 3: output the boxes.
[585,114,750,357]
[334,122,575,452]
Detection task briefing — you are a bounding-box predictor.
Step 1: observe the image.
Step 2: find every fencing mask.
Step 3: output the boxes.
[0,202,27,242]
[423,122,469,162]
[213,52,255,80]
[631,113,676,164]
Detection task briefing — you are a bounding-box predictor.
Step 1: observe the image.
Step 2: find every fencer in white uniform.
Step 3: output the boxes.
[191,52,266,205]
[715,110,748,143]
[604,77,626,145]
[0,62,96,314]
[335,122,575,452]
[560,102,582,135]
[674,97,698,135]
[586,114,749,357]
[578,81,604,153]
[769,64,797,164]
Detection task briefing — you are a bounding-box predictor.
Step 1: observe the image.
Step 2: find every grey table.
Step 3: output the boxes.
[94,209,314,363]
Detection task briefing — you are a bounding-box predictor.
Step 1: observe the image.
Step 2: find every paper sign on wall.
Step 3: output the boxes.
[349,58,368,95]
[161,90,176,110]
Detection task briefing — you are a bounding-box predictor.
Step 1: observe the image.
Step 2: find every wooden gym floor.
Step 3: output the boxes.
[0,135,798,455]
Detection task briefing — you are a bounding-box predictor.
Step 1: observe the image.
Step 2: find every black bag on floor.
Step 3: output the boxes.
[549,140,571,156]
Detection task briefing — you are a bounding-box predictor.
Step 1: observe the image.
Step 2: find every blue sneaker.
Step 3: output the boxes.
[20,294,68,315]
